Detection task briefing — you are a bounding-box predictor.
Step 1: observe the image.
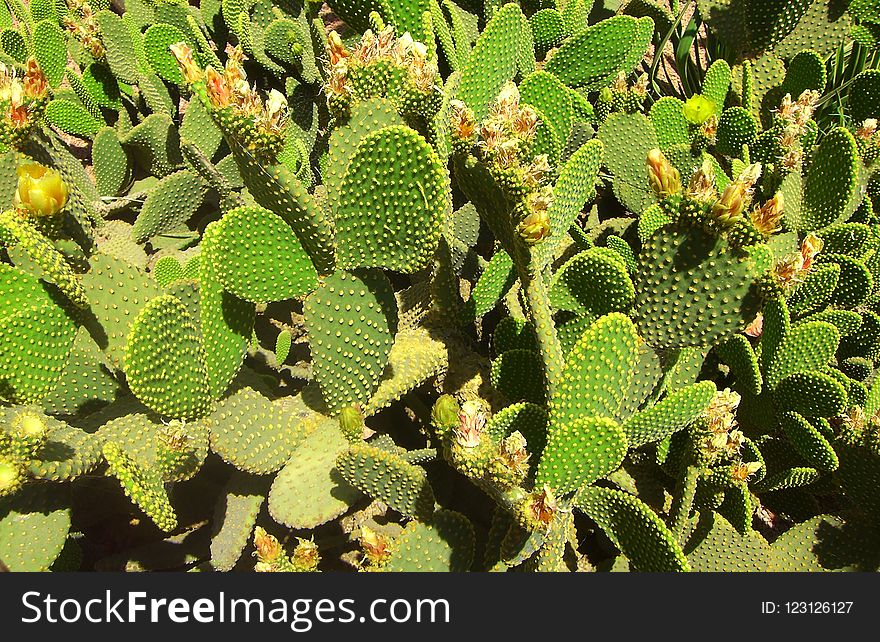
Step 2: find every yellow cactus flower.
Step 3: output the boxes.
[683,94,715,125]
[14,164,69,217]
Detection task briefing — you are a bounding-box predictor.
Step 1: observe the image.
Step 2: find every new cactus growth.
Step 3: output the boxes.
[0,0,877,575]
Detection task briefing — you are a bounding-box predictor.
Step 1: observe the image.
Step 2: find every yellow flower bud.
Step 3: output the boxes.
[646,148,681,199]
[517,204,551,244]
[14,164,69,217]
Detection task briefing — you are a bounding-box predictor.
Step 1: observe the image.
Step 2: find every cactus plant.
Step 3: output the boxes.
[0,0,878,575]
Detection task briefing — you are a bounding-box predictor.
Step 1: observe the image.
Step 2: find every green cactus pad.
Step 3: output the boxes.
[119,114,183,178]
[143,24,187,85]
[544,15,646,91]
[623,381,717,449]
[131,170,207,243]
[124,294,212,420]
[765,321,839,389]
[208,387,304,474]
[382,509,475,572]
[0,266,78,403]
[800,128,860,231]
[199,223,256,399]
[33,20,67,88]
[716,334,762,396]
[633,227,761,349]
[457,3,520,122]
[788,263,839,316]
[491,349,546,405]
[208,205,318,303]
[18,416,102,482]
[364,326,448,416]
[779,411,839,471]
[92,127,130,197]
[549,247,634,316]
[684,512,769,572]
[103,441,177,532]
[96,10,139,84]
[774,371,848,418]
[82,62,122,110]
[304,269,398,415]
[210,472,268,572]
[336,125,445,273]
[80,253,162,370]
[650,97,690,149]
[337,442,435,520]
[536,415,627,495]
[97,409,209,482]
[0,485,70,571]
[541,139,603,265]
[519,71,573,147]
[716,107,757,157]
[469,249,516,318]
[325,98,404,204]
[485,402,548,459]
[550,313,639,430]
[818,254,873,309]
[575,485,689,572]
[40,329,120,416]
[849,69,880,124]
[0,211,88,308]
[597,112,659,214]
[753,466,820,492]
[529,9,566,58]
[269,417,362,529]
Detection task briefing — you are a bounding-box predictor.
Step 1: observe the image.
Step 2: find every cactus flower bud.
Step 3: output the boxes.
[646,148,681,199]
[730,460,761,483]
[520,485,558,530]
[711,164,761,227]
[449,99,476,141]
[14,164,68,217]
[204,66,232,109]
[683,94,715,125]
[431,395,461,437]
[338,405,365,443]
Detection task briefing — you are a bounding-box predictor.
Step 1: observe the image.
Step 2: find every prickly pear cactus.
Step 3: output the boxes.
[0,0,877,575]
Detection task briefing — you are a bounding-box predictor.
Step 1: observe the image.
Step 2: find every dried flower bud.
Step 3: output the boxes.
[253,526,283,564]
[744,313,764,338]
[449,100,476,140]
[687,159,717,202]
[291,538,320,572]
[360,526,392,566]
[169,42,202,84]
[455,400,486,448]
[750,192,784,237]
[857,118,878,141]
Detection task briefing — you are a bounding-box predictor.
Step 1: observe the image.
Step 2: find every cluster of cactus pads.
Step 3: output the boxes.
[0,0,879,573]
